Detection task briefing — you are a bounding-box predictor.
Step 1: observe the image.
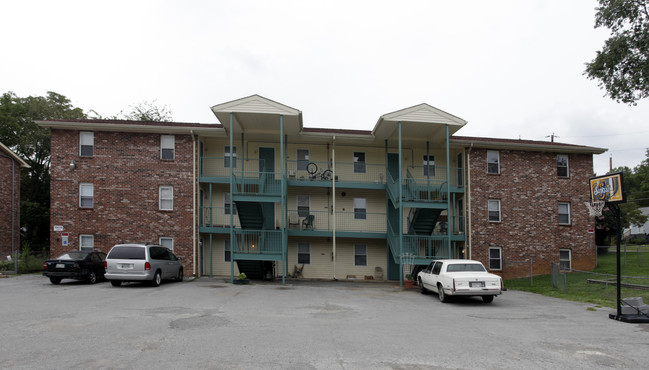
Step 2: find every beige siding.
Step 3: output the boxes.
[201,236,240,276]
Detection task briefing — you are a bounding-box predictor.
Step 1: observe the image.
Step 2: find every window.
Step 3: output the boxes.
[559,202,571,225]
[159,186,173,211]
[224,193,237,215]
[297,149,309,171]
[353,198,367,220]
[79,234,94,252]
[297,195,310,217]
[297,242,310,264]
[487,150,500,174]
[559,249,571,270]
[431,261,442,275]
[489,247,502,270]
[160,237,174,251]
[423,155,435,176]
[354,244,367,266]
[80,132,94,156]
[353,152,366,173]
[488,199,501,222]
[224,239,231,262]
[161,135,175,160]
[224,146,237,168]
[557,154,569,177]
[79,183,94,208]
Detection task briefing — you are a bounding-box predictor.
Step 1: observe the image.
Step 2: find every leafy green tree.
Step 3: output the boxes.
[584,0,649,105]
[0,91,86,252]
[90,100,173,122]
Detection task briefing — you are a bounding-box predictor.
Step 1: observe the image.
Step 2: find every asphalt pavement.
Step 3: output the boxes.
[1,274,648,369]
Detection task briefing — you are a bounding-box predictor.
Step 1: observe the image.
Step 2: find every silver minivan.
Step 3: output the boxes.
[104,244,183,287]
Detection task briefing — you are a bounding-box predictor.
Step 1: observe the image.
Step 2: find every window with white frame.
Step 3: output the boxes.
[488,199,501,222]
[161,135,175,160]
[224,239,231,262]
[559,249,571,270]
[489,247,502,270]
[487,150,500,174]
[79,183,94,208]
[559,202,571,225]
[224,193,237,215]
[353,152,366,173]
[354,244,367,266]
[297,149,309,171]
[224,146,237,168]
[79,131,94,157]
[353,198,367,220]
[297,195,310,217]
[160,237,174,251]
[557,154,569,178]
[423,155,435,176]
[159,186,173,211]
[297,242,310,264]
[80,234,94,251]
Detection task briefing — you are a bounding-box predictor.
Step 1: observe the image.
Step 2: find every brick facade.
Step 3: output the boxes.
[49,129,195,275]
[468,148,596,279]
[0,154,22,259]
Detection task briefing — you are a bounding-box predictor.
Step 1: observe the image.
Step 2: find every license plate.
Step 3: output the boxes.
[470,281,485,288]
[119,264,133,269]
[56,263,65,269]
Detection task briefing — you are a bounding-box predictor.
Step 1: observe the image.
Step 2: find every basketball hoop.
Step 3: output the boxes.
[585,200,605,217]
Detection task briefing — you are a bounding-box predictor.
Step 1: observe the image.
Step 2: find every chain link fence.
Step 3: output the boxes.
[0,247,49,275]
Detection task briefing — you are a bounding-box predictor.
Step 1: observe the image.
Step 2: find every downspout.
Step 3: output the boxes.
[229,113,235,283]
[332,136,337,280]
[466,144,473,260]
[280,115,286,285]
[445,125,451,256]
[191,130,197,276]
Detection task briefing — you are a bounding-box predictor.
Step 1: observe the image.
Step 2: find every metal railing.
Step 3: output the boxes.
[286,209,386,233]
[232,171,283,197]
[232,229,283,255]
[200,206,241,228]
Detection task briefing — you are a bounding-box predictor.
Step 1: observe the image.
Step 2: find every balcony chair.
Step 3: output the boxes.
[302,214,315,230]
[288,213,300,229]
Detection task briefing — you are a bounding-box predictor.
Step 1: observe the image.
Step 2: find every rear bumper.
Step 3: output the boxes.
[43,270,88,278]
[447,289,501,296]
[105,271,154,281]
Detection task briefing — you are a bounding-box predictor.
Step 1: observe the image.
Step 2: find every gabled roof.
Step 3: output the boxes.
[450,135,607,154]
[0,142,30,168]
[36,119,223,136]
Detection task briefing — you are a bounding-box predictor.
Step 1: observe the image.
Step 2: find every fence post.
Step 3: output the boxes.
[530,257,533,286]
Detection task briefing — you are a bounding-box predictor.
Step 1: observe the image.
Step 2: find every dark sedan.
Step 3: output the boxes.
[43,251,107,284]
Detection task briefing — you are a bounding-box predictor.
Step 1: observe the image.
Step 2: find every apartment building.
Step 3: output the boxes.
[38,95,605,281]
[0,142,30,260]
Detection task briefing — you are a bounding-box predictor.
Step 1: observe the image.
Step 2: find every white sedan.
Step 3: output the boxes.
[417,259,503,303]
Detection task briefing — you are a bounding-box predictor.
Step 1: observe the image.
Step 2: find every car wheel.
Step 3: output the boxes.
[175,268,184,282]
[482,295,494,303]
[110,280,122,287]
[86,271,97,284]
[151,270,162,287]
[438,284,449,303]
[49,277,62,285]
[418,278,427,294]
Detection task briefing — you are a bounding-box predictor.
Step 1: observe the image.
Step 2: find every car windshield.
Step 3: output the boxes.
[446,263,486,272]
[55,252,88,260]
[108,246,145,260]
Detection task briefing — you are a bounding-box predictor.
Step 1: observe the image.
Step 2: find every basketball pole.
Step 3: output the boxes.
[611,203,622,320]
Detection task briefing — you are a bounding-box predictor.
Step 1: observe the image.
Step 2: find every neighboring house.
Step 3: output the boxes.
[627,206,649,238]
[37,95,606,280]
[0,142,30,260]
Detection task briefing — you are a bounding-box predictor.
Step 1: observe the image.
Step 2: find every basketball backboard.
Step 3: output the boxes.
[589,172,625,204]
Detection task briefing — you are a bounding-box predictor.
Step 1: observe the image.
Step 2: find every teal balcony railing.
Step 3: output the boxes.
[286,209,386,233]
[286,160,386,184]
[232,171,283,197]
[388,219,452,261]
[200,206,241,228]
[232,229,283,255]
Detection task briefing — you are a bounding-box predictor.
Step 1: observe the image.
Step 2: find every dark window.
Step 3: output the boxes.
[225,240,231,262]
[353,152,366,173]
[149,247,170,260]
[354,244,367,266]
[423,155,435,176]
[297,149,309,171]
[489,248,502,270]
[431,262,442,275]
[297,243,310,264]
[557,155,569,177]
[487,150,499,174]
[107,246,145,260]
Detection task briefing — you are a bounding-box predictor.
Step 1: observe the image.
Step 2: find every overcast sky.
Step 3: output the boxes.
[2,0,648,176]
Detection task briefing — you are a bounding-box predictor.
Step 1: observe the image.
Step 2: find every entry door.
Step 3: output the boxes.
[387,153,400,182]
[259,147,275,173]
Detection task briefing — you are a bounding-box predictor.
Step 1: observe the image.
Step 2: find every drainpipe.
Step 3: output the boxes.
[466,144,473,260]
[229,113,234,283]
[191,130,197,276]
[332,136,337,280]
[445,125,451,257]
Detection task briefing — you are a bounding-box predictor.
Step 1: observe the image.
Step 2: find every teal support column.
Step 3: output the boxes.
[209,233,213,277]
[398,121,403,287]
[280,115,286,285]
[209,184,213,225]
[426,141,430,199]
[445,124,451,257]
[229,112,235,283]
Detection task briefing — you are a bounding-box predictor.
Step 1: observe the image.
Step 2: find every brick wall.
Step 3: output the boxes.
[0,155,21,259]
[468,148,596,279]
[49,130,195,275]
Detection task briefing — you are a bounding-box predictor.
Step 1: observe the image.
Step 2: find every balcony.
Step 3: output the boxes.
[231,229,283,260]
[286,209,386,237]
[285,160,386,188]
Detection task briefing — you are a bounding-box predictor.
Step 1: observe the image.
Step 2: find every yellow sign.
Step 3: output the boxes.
[589,172,624,203]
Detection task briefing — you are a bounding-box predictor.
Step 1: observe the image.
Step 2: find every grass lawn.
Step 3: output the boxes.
[505,247,649,308]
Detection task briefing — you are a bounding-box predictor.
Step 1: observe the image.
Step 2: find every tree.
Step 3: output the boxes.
[90,100,173,122]
[584,0,649,105]
[0,91,86,252]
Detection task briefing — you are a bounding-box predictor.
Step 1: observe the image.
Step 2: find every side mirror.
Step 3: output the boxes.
[177,256,182,261]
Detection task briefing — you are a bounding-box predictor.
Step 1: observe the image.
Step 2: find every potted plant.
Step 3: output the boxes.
[233,272,249,285]
[404,274,414,289]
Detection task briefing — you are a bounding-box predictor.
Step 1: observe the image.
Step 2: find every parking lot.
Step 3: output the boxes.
[1,275,649,369]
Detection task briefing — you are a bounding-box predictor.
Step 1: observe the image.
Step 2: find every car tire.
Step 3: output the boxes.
[175,268,184,282]
[151,270,162,287]
[438,284,449,303]
[482,295,494,303]
[86,271,97,284]
[49,277,62,285]
[418,278,427,294]
[110,280,122,287]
